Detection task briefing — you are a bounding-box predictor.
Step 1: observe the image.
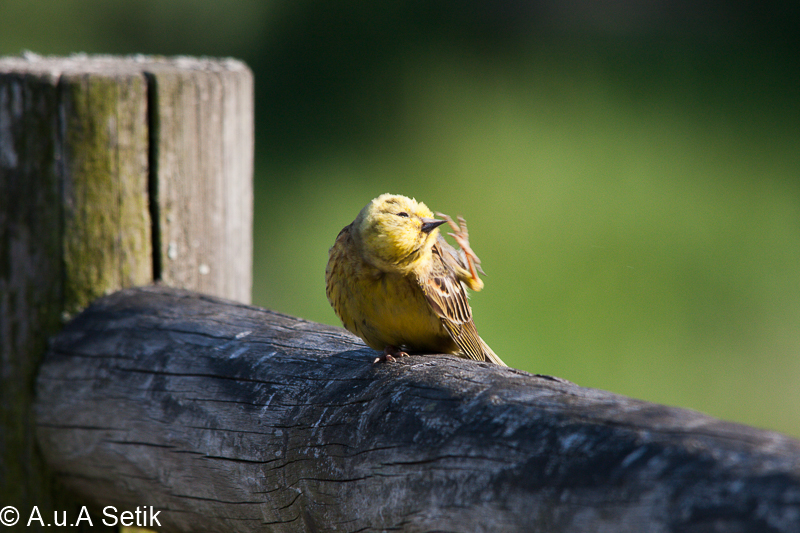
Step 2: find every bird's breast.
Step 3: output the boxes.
[349,270,454,353]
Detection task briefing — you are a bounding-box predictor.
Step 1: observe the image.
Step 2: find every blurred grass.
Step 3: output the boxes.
[3,1,800,439]
[253,46,800,436]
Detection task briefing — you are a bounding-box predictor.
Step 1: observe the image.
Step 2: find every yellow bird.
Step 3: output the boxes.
[326,193,506,366]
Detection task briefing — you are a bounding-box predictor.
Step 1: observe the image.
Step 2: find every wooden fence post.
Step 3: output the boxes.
[0,54,253,530]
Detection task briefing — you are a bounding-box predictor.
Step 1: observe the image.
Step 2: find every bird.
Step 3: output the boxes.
[325,193,506,366]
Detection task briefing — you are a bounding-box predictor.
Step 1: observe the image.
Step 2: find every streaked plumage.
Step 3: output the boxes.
[325,193,506,366]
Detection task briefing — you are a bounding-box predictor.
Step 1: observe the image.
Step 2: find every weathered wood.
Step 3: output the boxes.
[146,58,254,303]
[0,59,82,532]
[0,54,254,308]
[37,286,800,533]
[0,54,253,531]
[59,65,152,315]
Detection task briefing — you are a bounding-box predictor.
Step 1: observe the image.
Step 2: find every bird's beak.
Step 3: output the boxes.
[420,217,447,233]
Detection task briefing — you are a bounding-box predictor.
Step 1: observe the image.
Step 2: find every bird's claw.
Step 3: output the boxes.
[436,212,484,284]
[373,346,409,364]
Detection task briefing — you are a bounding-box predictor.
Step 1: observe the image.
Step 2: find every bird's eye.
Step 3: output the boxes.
[397,212,409,218]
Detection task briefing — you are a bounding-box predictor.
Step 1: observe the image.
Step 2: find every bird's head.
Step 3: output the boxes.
[354,193,446,273]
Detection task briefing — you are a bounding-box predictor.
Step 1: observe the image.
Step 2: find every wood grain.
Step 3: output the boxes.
[146,58,254,304]
[38,286,800,532]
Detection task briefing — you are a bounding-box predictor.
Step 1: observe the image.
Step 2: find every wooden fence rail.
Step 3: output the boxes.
[38,285,800,533]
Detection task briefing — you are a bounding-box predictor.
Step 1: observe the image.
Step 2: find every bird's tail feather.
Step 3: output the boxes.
[480,337,507,366]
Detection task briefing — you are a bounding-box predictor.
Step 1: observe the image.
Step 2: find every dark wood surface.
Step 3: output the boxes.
[37,286,800,532]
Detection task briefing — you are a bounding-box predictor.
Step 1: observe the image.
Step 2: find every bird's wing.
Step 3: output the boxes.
[419,239,486,361]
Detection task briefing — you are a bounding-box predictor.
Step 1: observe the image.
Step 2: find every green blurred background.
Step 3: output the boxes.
[3,1,799,437]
